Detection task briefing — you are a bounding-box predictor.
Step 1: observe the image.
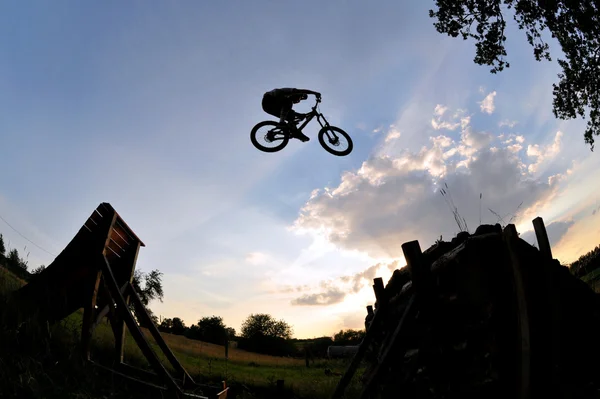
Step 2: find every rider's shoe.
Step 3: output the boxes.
[287,123,310,142]
[294,131,310,142]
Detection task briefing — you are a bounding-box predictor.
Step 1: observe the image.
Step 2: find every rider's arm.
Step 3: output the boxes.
[294,89,321,97]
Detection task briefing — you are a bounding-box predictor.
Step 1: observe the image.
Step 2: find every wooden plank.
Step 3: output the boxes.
[98,254,182,394]
[99,203,145,246]
[502,224,531,399]
[127,282,196,386]
[110,225,131,248]
[89,360,173,392]
[532,217,552,261]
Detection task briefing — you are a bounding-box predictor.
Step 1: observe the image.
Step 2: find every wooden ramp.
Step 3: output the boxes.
[10,203,228,399]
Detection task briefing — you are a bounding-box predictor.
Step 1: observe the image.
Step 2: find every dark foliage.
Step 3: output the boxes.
[429,0,600,149]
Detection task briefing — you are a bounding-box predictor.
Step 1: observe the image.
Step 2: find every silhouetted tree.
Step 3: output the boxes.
[238,313,295,356]
[333,329,365,345]
[226,327,236,340]
[241,313,293,340]
[195,316,228,345]
[171,317,186,335]
[159,317,173,333]
[31,265,46,274]
[7,249,26,271]
[0,233,5,261]
[130,268,164,328]
[429,0,600,149]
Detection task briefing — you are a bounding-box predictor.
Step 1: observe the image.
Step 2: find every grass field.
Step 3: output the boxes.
[0,265,364,398]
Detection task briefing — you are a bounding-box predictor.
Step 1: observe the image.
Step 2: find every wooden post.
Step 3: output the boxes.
[113,241,142,364]
[305,347,310,368]
[401,240,432,297]
[373,277,385,309]
[503,224,531,399]
[532,217,561,385]
[532,217,552,261]
[81,270,102,361]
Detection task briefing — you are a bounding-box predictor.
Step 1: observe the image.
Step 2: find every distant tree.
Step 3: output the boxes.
[196,316,228,345]
[7,248,26,271]
[0,233,5,260]
[31,265,46,275]
[238,313,295,356]
[241,313,293,340]
[171,317,186,335]
[226,327,236,340]
[429,0,600,150]
[333,329,365,345]
[130,268,164,328]
[570,244,600,278]
[159,317,173,333]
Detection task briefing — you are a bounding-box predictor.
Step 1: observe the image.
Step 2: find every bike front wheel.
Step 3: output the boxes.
[250,121,290,153]
[318,126,353,156]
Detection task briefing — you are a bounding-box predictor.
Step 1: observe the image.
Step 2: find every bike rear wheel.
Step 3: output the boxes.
[250,121,290,153]
[318,126,353,156]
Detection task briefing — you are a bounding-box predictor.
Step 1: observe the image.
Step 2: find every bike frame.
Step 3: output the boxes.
[294,98,331,133]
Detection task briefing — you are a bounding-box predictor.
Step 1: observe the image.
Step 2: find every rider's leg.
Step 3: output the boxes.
[282,109,310,142]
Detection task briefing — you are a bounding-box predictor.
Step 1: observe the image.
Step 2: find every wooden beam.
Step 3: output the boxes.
[111,241,142,364]
[532,217,553,261]
[127,282,196,387]
[98,254,182,395]
[91,281,129,333]
[81,269,103,361]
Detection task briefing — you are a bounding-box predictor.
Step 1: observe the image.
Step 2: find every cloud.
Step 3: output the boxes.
[291,286,346,306]
[292,108,566,259]
[245,252,269,265]
[290,260,399,306]
[431,106,470,131]
[384,126,402,143]
[479,91,497,114]
[499,120,518,128]
[527,131,563,173]
[519,219,575,248]
[593,205,600,216]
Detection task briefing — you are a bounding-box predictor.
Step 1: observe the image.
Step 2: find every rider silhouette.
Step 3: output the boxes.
[262,88,321,142]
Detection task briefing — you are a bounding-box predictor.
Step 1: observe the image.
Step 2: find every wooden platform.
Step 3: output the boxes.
[10,203,228,399]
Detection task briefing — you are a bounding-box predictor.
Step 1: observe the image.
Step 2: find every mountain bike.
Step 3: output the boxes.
[250,97,353,157]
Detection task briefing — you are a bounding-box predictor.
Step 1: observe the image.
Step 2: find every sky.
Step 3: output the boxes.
[1,1,599,339]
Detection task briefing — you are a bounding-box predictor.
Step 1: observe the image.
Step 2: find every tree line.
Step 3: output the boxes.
[1,232,366,357]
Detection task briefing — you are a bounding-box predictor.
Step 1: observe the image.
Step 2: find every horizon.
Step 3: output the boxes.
[2,1,600,340]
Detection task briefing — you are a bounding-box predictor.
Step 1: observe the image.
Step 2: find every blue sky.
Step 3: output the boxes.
[2,1,599,338]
